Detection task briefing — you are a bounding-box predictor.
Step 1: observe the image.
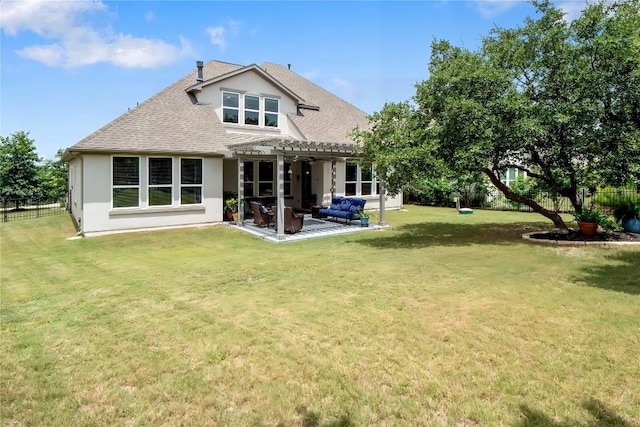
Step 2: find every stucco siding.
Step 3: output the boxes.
[80,154,223,235]
[197,70,299,138]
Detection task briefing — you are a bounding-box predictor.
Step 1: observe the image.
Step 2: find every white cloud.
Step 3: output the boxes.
[300,70,320,81]
[330,77,356,99]
[205,26,226,50]
[473,0,521,17]
[0,0,193,68]
[552,1,593,21]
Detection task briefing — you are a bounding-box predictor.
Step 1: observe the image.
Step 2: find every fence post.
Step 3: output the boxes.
[2,197,6,222]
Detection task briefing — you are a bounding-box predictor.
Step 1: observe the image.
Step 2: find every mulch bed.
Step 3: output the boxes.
[529,229,640,242]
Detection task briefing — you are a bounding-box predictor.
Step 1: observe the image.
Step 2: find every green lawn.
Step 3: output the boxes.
[1,207,639,426]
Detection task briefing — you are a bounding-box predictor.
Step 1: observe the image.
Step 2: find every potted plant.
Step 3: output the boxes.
[224,197,239,224]
[358,209,379,227]
[573,207,606,236]
[358,208,370,227]
[612,199,640,233]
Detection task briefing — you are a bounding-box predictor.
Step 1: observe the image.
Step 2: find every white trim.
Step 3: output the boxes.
[109,205,205,216]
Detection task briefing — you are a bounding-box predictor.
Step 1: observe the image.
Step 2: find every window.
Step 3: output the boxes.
[243,161,254,196]
[112,156,140,208]
[345,162,377,196]
[265,98,279,127]
[180,158,203,204]
[148,158,172,206]
[500,168,525,187]
[244,95,259,126]
[345,162,358,196]
[361,163,373,196]
[258,161,274,196]
[222,92,239,123]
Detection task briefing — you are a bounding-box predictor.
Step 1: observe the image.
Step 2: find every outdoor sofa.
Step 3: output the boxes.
[318,196,366,223]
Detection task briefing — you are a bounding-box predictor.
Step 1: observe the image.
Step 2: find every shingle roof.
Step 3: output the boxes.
[65,60,370,159]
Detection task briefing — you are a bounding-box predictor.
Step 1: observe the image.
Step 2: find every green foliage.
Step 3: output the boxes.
[1,132,67,203]
[612,199,640,223]
[39,149,68,203]
[353,0,640,230]
[224,197,238,213]
[591,184,640,208]
[573,207,608,224]
[1,131,42,200]
[407,177,453,206]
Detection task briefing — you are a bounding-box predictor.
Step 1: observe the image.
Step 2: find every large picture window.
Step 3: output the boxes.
[180,158,203,204]
[148,158,172,206]
[112,156,140,208]
[345,162,376,197]
[222,92,239,124]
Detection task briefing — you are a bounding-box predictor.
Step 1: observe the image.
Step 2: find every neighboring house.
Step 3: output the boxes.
[63,60,402,237]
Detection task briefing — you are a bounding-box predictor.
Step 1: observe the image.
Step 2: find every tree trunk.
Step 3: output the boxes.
[483,168,568,229]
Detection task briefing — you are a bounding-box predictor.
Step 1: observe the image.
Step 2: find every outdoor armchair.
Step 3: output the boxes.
[283,207,303,234]
[250,201,271,227]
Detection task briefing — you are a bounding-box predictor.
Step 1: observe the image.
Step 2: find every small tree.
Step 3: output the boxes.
[0,131,42,206]
[39,148,68,203]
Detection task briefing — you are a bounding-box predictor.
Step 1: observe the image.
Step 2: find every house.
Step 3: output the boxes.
[63,60,402,237]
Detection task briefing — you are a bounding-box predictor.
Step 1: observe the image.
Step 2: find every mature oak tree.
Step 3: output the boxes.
[354,0,639,229]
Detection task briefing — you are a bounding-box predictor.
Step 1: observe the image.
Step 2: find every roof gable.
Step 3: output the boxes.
[185,64,305,105]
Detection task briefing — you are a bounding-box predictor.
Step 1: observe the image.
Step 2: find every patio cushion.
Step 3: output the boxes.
[318,197,366,222]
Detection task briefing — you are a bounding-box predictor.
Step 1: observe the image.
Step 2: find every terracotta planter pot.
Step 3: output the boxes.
[578,221,597,236]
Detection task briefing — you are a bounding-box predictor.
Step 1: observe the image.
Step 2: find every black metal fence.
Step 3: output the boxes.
[2,197,67,222]
[481,188,639,213]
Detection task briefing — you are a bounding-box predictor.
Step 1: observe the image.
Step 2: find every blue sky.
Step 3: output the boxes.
[1,0,588,160]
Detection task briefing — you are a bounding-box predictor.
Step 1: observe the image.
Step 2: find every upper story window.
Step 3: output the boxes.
[222,91,279,128]
[265,98,279,127]
[244,95,260,126]
[223,92,239,124]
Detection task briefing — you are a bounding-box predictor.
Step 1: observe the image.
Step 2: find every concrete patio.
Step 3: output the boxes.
[228,214,387,242]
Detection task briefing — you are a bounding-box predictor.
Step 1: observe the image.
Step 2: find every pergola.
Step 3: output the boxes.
[230,138,386,240]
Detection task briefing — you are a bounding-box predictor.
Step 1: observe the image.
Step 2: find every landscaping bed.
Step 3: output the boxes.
[529,229,640,242]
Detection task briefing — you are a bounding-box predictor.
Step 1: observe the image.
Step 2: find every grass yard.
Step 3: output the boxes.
[1,207,639,426]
